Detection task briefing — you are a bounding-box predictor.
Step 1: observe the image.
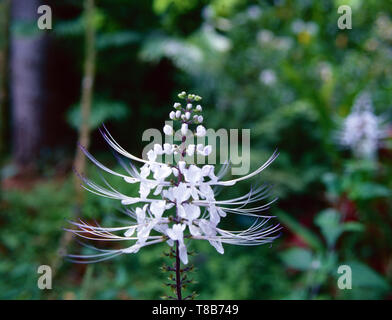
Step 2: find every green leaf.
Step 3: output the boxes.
[67,99,130,130]
[342,261,390,291]
[342,222,364,233]
[280,248,313,271]
[315,209,343,248]
[276,210,324,251]
[96,31,140,50]
[55,17,85,37]
[349,182,391,200]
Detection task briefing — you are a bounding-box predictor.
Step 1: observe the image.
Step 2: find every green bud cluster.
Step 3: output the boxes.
[177,91,202,102]
[160,246,197,300]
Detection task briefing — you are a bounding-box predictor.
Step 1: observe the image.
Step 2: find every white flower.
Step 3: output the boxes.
[199,219,224,254]
[163,143,173,155]
[195,105,202,112]
[153,144,164,155]
[152,164,172,181]
[291,19,318,35]
[186,103,192,110]
[201,165,218,182]
[150,200,166,218]
[163,182,191,204]
[247,5,262,20]
[185,112,191,120]
[140,164,150,178]
[68,93,280,266]
[196,125,206,137]
[167,224,188,264]
[183,165,203,184]
[181,123,188,136]
[139,181,152,199]
[339,92,387,159]
[163,124,173,135]
[186,144,196,157]
[259,69,277,86]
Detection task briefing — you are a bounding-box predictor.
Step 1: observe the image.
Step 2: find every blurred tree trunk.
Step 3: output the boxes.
[0,0,10,156]
[73,0,96,205]
[10,0,48,169]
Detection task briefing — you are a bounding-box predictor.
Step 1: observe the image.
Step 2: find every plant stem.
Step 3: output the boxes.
[52,0,96,278]
[73,0,96,203]
[175,240,182,300]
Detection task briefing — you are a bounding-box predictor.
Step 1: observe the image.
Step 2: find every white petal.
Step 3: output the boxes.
[122,244,141,253]
[210,240,224,254]
[124,226,136,237]
[183,203,201,220]
[150,200,166,218]
[179,242,188,264]
[203,145,212,156]
[181,123,188,136]
[154,144,164,155]
[121,197,140,205]
[178,204,186,218]
[147,150,157,162]
[189,224,201,236]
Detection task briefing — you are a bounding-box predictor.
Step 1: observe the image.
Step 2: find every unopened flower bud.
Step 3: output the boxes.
[196,125,206,137]
[163,124,173,135]
[169,111,176,119]
[186,103,192,110]
[178,91,187,99]
[185,112,191,120]
[203,145,212,156]
[175,110,181,118]
[198,115,203,123]
[195,105,202,112]
[173,102,181,109]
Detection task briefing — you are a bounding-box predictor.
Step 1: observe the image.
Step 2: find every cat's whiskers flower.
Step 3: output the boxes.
[68,91,280,266]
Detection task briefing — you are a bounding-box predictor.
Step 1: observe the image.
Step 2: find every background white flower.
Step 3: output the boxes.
[339,91,387,159]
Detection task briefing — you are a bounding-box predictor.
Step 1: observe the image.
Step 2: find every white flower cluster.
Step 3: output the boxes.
[259,69,277,86]
[68,92,280,265]
[291,19,318,35]
[340,92,386,159]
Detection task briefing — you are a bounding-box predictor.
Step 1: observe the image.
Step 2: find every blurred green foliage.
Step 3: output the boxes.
[1,0,392,299]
